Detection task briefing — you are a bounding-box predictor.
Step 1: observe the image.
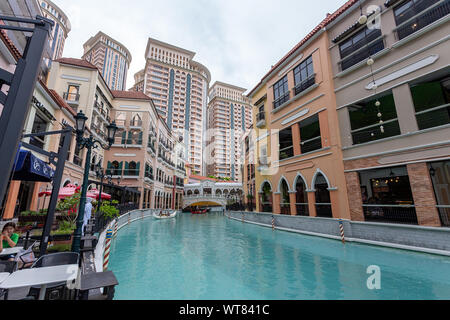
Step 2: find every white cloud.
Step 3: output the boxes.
[52,0,343,92]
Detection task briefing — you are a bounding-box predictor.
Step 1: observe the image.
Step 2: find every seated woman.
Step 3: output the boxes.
[0,222,19,261]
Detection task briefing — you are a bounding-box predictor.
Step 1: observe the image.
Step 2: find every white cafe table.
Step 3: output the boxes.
[0,264,79,300]
[0,273,10,284]
[0,247,24,257]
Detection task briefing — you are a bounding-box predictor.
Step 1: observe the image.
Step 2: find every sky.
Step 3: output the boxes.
[52,0,344,93]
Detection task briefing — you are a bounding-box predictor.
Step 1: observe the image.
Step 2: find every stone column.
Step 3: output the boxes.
[292,123,301,156]
[329,189,340,219]
[307,191,317,217]
[345,172,365,221]
[407,163,441,226]
[393,84,419,134]
[2,181,21,220]
[273,193,281,214]
[289,191,297,216]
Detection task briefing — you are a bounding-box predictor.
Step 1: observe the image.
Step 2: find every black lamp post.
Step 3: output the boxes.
[95,162,113,214]
[71,110,117,253]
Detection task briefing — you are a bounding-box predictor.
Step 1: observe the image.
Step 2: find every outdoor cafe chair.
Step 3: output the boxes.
[14,241,39,270]
[28,252,80,300]
[0,261,18,300]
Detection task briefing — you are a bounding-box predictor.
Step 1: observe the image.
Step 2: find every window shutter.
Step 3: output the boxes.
[138,132,143,145]
[125,162,129,176]
[121,131,126,144]
[127,131,133,144]
[136,162,140,175]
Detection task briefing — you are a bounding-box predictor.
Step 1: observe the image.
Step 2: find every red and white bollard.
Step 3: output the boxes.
[272,216,275,231]
[128,213,131,225]
[339,219,346,244]
[241,212,244,223]
[113,219,118,239]
[103,229,113,271]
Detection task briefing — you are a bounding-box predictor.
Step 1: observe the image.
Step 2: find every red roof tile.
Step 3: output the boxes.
[54,57,99,70]
[111,90,152,101]
[248,0,359,97]
[0,21,22,61]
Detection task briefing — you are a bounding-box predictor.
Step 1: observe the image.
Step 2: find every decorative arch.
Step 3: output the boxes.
[62,179,71,187]
[277,176,291,193]
[259,180,273,193]
[293,172,309,191]
[311,169,332,190]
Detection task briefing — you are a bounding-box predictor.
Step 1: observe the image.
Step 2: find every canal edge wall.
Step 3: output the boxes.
[227,211,450,257]
[94,209,163,272]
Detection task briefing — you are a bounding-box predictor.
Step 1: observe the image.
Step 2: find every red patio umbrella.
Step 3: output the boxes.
[87,188,112,200]
[37,184,79,199]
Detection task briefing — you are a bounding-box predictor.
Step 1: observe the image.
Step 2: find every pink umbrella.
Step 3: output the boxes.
[37,184,78,199]
[87,188,112,200]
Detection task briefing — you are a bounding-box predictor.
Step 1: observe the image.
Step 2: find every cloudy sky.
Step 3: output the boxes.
[52,0,344,93]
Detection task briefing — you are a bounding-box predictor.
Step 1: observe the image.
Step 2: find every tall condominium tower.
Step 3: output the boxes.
[82,31,132,91]
[206,82,253,181]
[133,37,211,175]
[38,0,71,62]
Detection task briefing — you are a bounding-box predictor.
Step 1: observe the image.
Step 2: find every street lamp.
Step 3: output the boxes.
[72,110,117,253]
[95,162,112,214]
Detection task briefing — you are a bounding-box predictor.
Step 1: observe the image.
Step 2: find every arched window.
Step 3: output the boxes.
[280,179,291,215]
[261,182,273,213]
[315,173,332,218]
[131,113,142,127]
[295,176,309,216]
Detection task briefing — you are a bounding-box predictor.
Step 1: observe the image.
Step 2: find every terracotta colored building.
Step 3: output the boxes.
[328,0,450,226]
[247,5,356,219]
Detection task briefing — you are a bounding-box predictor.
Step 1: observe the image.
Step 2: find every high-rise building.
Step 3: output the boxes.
[38,0,71,62]
[82,31,132,91]
[206,81,253,181]
[132,37,211,176]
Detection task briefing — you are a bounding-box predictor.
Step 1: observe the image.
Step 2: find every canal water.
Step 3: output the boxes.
[108,212,450,300]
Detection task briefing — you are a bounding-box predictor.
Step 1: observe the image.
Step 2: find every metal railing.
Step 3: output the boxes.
[300,136,322,154]
[316,204,333,218]
[261,203,273,213]
[437,205,450,227]
[340,37,385,71]
[293,74,316,96]
[130,120,143,127]
[273,92,290,110]
[395,0,450,40]
[280,204,291,215]
[415,103,450,130]
[363,204,418,225]
[295,203,310,216]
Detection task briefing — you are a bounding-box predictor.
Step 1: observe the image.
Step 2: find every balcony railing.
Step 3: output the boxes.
[363,205,418,225]
[273,92,290,110]
[124,169,140,177]
[63,92,80,103]
[395,0,450,40]
[340,37,385,71]
[300,136,322,154]
[293,74,316,96]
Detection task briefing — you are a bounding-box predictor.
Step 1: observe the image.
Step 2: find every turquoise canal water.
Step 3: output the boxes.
[108,213,450,300]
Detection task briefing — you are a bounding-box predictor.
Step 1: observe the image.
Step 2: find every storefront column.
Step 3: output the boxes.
[307,191,317,217]
[139,188,144,209]
[29,182,41,212]
[273,193,281,214]
[292,123,301,156]
[407,163,441,226]
[289,192,297,216]
[329,190,340,219]
[345,172,365,221]
[3,181,21,220]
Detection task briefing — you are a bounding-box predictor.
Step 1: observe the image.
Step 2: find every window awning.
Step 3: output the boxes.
[12,148,55,182]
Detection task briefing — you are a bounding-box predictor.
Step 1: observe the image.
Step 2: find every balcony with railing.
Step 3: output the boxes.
[93,102,110,122]
[394,0,450,41]
[273,92,290,110]
[339,36,385,72]
[293,74,316,96]
[90,122,108,143]
[124,169,140,177]
[256,111,266,128]
[300,136,322,154]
